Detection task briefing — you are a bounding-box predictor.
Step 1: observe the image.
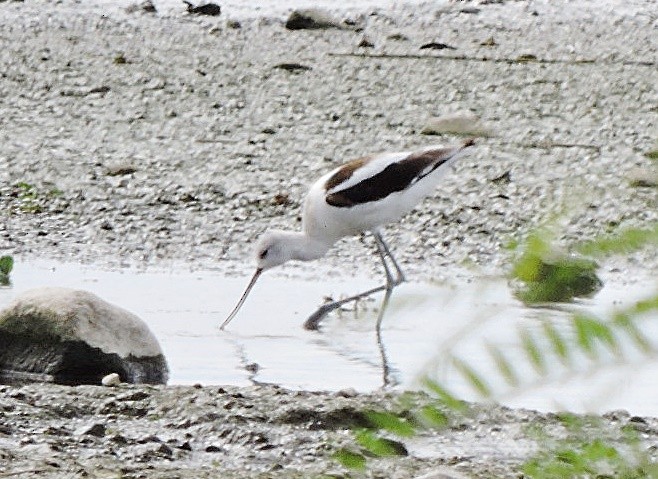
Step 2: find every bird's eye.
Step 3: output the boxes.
[259,248,269,260]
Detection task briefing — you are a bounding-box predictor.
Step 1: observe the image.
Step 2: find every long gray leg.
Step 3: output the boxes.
[303,232,405,331]
[371,232,399,387]
[373,232,406,285]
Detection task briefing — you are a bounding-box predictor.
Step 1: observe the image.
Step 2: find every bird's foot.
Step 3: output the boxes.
[303,303,338,330]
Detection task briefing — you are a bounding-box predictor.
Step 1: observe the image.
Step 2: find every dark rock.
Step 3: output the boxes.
[106,164,137,176]
[387,33,409,41]
[358,36,375,48]
[420,42,456,50]
[178,441,193,451]
[271,194,290,206]
[110,434,129,444]
[76,422,106,437]
[273,63,312,72]
[515,53,538,62]
[491,171,511,185]
[277,406,370,429]
[184,1,221,16]
[88,85,111,95]
[0,287,168,385]
[157,443,173,456]
[137,434,162,443]
[285,9,343,30]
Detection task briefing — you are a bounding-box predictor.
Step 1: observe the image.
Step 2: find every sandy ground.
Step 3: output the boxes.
[0,0,657,476]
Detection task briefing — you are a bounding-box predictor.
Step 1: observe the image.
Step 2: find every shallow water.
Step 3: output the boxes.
[0,260,656,416]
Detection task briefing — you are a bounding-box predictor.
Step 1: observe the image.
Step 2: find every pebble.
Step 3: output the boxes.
[184,1,221,16]
[420,111,494,138]
[414,468,474,479]
[102,373,121,387]
[75,422,106,437]
[285,9,343,30]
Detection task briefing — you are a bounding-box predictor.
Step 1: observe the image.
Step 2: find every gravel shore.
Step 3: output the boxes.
[0,0,657,476]
[2,382,658,478]
[1,0,655,278]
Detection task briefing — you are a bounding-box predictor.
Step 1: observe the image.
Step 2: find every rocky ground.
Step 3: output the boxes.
[2,382,658,478]
[0,0,657,476]
[0,0,655,278]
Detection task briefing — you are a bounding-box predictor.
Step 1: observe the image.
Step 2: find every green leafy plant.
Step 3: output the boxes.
[0,255,13,286]
[445,296,657,402]
[335,223,658,474]
[333,412,412,469]
[15,182,43,213]
[576,223,658,257]
[12,182,62,214]
[334,448,367,471]
[522,413,658,479]
[511,223,658,305]
[447,223,658,402]
[522,438,658,479]
[511,230,602,303]
[333,397,466,471]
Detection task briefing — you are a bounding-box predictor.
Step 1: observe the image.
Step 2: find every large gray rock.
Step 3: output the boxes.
[0,287,168,385]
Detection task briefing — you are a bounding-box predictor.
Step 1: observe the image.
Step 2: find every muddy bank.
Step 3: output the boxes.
[0,0,656,281]
[2,382,657,478]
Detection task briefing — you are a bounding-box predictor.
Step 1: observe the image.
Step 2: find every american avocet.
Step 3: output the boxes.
[222,139,474,331]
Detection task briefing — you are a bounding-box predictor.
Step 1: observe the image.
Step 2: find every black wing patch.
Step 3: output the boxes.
[326,148,453,208]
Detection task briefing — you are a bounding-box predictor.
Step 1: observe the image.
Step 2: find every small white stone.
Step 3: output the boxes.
[102,373,121,387]
[414,467,473,479]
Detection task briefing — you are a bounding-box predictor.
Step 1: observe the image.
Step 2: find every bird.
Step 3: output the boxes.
[221,139,474,332]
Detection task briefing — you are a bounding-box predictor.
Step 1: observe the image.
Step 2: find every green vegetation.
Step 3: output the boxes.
[446,297,657,401]
[335,223,658,476]
[0,255,13,286]
[522,413,658,479]
[577,223,658,257]
[511,223,658,305]
[454,222,658,403]
[334,400,456,470]
[511,229,602,303]
[12,182,63,214]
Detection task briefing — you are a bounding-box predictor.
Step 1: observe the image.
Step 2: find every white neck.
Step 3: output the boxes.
[283,232,333,262]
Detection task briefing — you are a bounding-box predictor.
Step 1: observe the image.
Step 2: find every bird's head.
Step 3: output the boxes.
[253,229,295,271]
[220,230,298,331]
